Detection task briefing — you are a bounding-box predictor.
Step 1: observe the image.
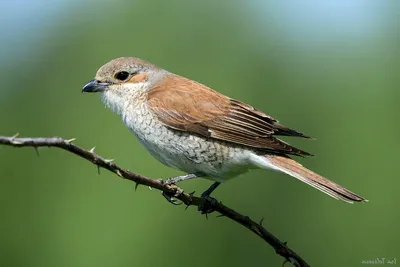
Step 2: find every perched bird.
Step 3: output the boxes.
[82,57,367,204]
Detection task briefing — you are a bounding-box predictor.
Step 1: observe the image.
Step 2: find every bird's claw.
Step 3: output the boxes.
[161,183,184,206]
[162,191,182,205]
[157,178,176,186]
[198,195,217,215]
[164,178,176,185]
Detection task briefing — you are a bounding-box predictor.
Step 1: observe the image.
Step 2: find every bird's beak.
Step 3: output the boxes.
[82,79,110,93]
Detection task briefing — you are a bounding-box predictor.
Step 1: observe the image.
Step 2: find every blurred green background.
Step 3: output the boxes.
[1,1,399,266]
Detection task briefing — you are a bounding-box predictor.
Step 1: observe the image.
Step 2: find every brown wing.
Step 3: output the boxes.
[147,74,312,157]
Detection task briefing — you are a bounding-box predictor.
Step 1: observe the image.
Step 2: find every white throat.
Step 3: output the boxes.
[101,82,149,116]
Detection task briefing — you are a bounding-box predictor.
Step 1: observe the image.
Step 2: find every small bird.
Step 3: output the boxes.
[82,57,367,204]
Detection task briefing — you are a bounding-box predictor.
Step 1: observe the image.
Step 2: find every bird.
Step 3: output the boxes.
[82,57,367,204]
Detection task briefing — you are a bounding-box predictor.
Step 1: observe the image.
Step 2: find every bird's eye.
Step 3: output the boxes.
[114,71,130,81]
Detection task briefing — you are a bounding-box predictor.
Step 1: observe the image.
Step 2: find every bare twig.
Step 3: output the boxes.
[0,135,309,267]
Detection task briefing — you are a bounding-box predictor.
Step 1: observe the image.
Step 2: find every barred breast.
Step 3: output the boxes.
[122,100,254,182]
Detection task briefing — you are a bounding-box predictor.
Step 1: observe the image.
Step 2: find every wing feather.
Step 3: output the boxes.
[147,74,312,156]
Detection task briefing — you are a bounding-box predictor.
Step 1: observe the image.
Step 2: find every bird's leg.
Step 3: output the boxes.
[198,182,221,214]
[162,172,205,205]
[201,182,221,198]
[164,172,205,184]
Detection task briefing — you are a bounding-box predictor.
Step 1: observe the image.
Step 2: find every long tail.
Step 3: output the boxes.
[261,155,367,203]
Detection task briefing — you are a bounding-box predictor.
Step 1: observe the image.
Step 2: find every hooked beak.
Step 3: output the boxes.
[82,79,110,93]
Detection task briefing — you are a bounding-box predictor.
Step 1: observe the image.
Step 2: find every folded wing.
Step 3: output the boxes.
[147,74,312,157]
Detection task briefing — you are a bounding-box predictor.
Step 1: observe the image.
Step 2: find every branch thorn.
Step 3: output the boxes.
[65,138,76,144]
[33,147,40,156]
[11,133,19,140]
[10,133,22,144]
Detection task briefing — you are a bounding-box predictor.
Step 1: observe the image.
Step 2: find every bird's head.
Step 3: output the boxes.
[82,57,165,114]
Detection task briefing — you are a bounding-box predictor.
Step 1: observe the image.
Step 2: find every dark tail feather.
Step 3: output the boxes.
[274,123,313,139]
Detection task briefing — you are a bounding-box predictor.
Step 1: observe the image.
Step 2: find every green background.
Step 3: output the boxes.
[1,1,398,266]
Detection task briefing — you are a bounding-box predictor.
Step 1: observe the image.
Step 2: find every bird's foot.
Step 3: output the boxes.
[161,182,184,205]
[198,193,218,215]
[162,191,182,205]
[164,178,176,185]
[196,182,221,215]
[160,173,203,206]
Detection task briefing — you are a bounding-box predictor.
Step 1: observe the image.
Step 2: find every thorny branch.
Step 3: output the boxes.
[0,134,310,267]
